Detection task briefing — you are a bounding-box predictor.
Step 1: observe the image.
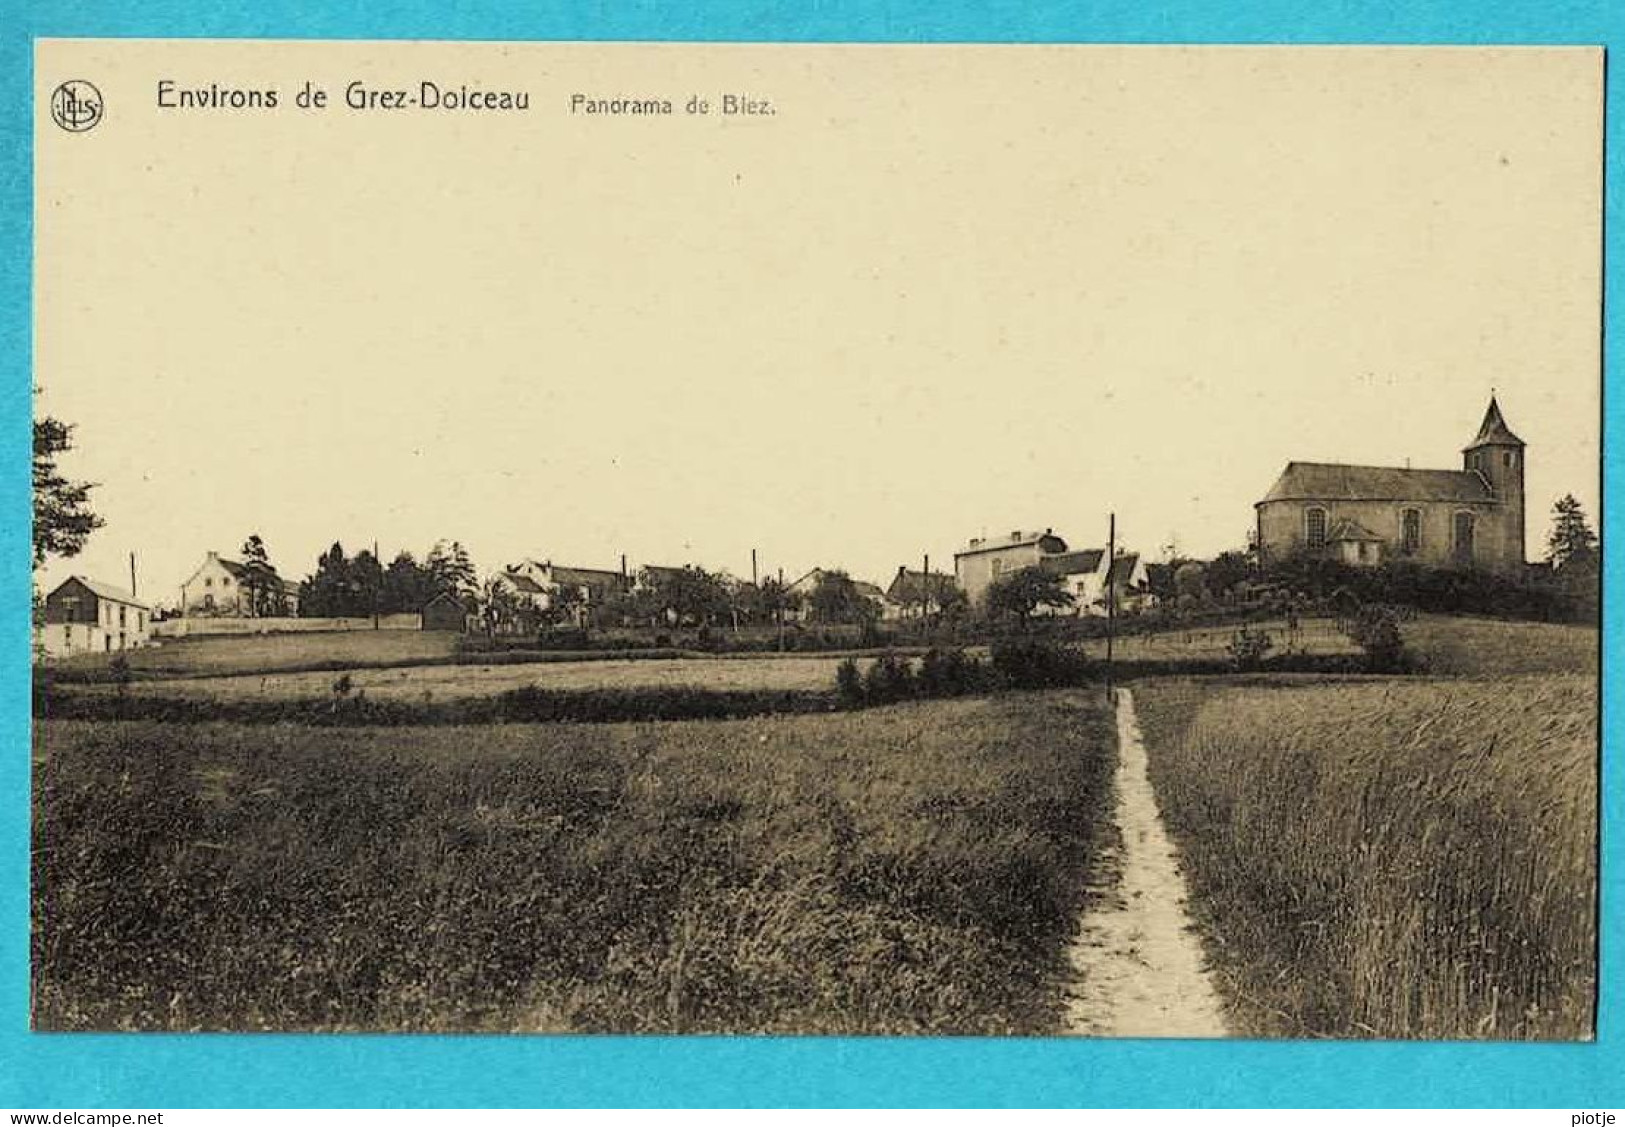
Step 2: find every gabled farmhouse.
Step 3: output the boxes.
[884,567,958,619]
[1040,549,1154,616]
[1255,396,1526,573]
[40,576,150,657]
[502,558,630,626]
[179,551,300,617]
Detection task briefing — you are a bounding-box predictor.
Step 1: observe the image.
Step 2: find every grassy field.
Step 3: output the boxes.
[33,690,1115,1033]
[57,630,462,677]
[1134,673,1596,1040]
[1403,616,1598,676]
[93,653,859,702]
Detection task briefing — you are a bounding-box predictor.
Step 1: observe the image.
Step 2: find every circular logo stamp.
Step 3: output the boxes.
[51,80,103,133]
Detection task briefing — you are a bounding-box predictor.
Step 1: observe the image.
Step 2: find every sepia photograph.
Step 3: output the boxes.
[29,40,1601,1039]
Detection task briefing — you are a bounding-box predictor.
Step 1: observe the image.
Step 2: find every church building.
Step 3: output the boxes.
[1255,397,1526,573]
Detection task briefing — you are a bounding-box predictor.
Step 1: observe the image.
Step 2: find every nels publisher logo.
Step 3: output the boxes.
[50,80,103,132]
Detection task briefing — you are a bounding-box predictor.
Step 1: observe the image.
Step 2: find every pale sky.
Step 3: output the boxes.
[35,42,1602,606]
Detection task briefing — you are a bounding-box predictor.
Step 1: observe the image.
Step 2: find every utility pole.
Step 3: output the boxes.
[129,551,138,600]
[922,552,930,627]
[777,566,786,653]
[1106,512,1116,701]
[751,548,758,588]
[373,538,381,629]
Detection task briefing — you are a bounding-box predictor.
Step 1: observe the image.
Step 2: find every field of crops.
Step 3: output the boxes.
[33,690,1116,1033]
[1134,674,1596,1040]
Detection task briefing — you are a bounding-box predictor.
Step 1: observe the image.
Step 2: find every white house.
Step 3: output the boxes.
[39,576,151,658]
[180,551,299,617]
[1039,550,1154,617]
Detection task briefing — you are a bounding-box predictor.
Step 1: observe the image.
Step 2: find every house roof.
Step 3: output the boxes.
[549,565,625,588]
[1260,462,1493,505]
[500,571,547,594]
[54,576,149,610]
[1041,550,1105,577]
[852,581,887,601]
[1327,519,1384,543]
[886,568,954,601]
[216,558,249,579]
[1464,396,1525,450]
[1105,553,1143,584]
[638,564,688,581]
[956,530,1069,558]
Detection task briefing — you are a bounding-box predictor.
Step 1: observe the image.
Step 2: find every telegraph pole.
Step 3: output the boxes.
[129,551,138,600]
[777,566,786,653]
[1105,513,1116,701]
[373,538,381,629]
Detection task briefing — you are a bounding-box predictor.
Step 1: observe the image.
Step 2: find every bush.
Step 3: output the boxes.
[1226,627,1273,671]
[918,648,990,697]
[834,658,864,708]
[862,651,917,705]
[1342,604,1408,672]
[989,640,1092,690]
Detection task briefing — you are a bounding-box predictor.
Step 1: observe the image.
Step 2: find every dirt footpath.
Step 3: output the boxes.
[1063,687,1228,1037]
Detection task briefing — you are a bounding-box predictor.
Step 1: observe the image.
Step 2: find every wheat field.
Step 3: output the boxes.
[1135,674,1596,1040]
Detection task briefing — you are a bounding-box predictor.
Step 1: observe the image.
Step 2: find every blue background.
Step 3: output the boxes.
[1,0,1618,1109]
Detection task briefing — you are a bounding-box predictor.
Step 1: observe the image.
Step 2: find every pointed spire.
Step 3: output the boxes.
[1464,395,1525,450]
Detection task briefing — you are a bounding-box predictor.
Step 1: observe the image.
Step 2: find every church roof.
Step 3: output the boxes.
[1260,462,1494,505]
[1464,396,1525,450]
[1327,519,1384,543]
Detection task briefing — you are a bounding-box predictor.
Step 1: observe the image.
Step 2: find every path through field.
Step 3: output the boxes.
[1063,687,1228,1037]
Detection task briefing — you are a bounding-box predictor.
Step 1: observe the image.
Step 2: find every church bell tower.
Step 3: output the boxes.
[1462,395,1527,569]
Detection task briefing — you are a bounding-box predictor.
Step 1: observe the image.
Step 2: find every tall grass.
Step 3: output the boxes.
[1135,676,1596,1040]
[33,690,1114,1033]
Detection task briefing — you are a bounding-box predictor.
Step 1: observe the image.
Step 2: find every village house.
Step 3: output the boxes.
[884,567,958,620]
[1039,549,1154,617]
[785,568,889,622]
[953,529,1070,606]
[502,558,630,625]
[1255,396,1526,573]
[420,591,473,633]
[39,576,151,658]
[179,551,300,617]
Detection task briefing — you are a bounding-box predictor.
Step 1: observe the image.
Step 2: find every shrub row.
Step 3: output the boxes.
[834,642,1096,708]
[36,683,837,726]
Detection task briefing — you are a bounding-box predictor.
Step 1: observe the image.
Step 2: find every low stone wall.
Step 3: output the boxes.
[153,614,422,638]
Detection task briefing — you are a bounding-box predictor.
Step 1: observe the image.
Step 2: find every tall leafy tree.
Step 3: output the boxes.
[381,550,431,614]
[33,417,103,568]
[985,566,1073,625]
[299,542,351,617]
[809,570,879,626]
[239,534,286,617]
[1546,494,1599,570]
[426,540,477,600]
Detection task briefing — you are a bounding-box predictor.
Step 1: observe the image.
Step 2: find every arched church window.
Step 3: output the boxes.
[1453,511,1476,562]
[1401,509,1422,555]
[1305,508,1328,551]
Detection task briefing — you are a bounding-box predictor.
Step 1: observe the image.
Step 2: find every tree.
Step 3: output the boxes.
[426,540,477,600]
[238,534,288,617]
[299,542,352,617]
[479,574,522,638]
[382,550,431,614]
[808,570,878,626]
[33,417,103,568]
[1546,494,1599,570]
[985,566,1074,625]
[1204,550,1253,600]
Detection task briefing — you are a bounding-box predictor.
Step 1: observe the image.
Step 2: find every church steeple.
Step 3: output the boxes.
[1464,395,1525,452]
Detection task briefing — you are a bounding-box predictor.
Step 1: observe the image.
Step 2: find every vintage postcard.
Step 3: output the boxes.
[30,40,1601,1038]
